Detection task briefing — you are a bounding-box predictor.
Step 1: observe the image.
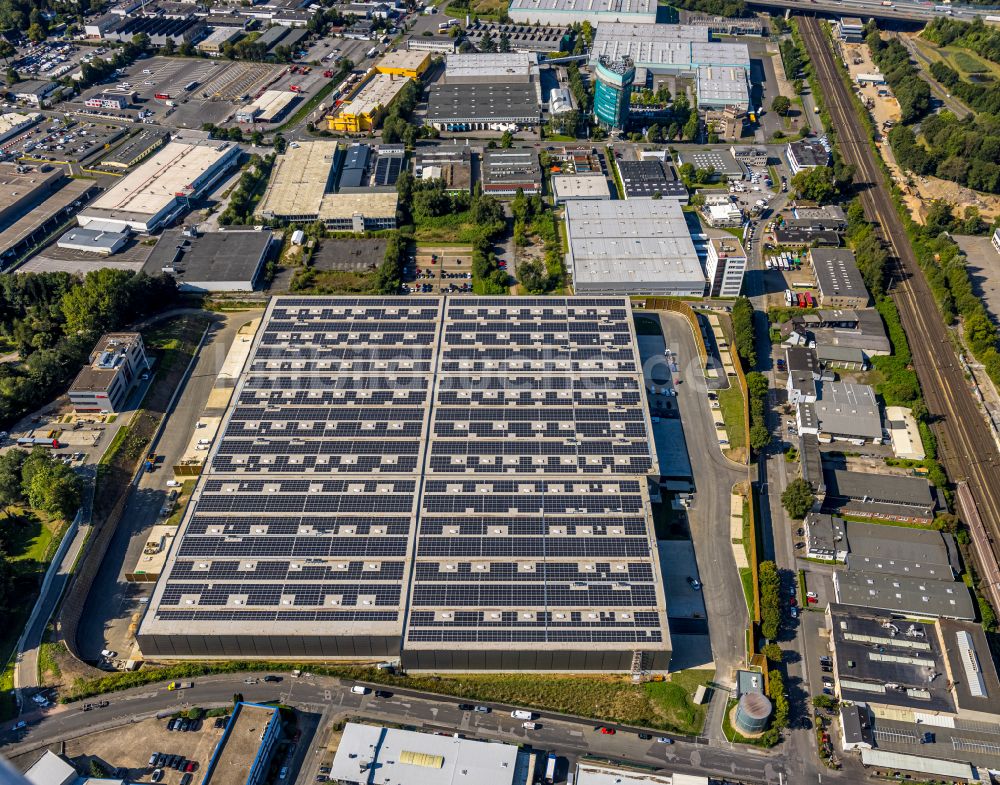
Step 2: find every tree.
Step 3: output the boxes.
[131,32,151,51]
[162,37,176,56]
[771,95,791,116]
[480,31,495,52]
[0,449,27,516]
[761,642,783,663]
[518,260,547,293]
[791,165,838,204]
[27,23,46,44]
[0,40,15,65]
[731,296,756,367]
[498,32,511,52]
[781,477,815,520]
[500,130,513,148]
[5,67,18,87]
[812,694,838,711]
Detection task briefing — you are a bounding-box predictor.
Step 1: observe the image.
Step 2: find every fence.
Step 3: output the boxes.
[632,297,709,368]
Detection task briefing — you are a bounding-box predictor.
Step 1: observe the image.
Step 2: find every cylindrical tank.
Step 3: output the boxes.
[735,692,772,735]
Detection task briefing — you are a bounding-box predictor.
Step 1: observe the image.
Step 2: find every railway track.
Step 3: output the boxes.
[798,17,1000,609]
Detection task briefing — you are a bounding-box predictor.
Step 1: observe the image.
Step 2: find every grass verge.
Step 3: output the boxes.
[739,567,755,616]
[717,386,746,452]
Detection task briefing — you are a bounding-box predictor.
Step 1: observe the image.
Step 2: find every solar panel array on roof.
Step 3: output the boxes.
[137,297,670,671]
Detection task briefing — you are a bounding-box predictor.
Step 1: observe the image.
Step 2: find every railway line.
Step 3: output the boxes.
[798,16,1000,610]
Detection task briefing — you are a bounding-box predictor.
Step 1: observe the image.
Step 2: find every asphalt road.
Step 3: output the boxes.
[76,310,263,664]
[2,675,790,784]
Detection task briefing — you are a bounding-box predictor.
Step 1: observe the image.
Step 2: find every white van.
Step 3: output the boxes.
[510,710,534,720]
[351,685,370,695]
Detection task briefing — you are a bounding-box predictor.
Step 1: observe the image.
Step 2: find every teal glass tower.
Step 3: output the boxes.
[593,55,635,131]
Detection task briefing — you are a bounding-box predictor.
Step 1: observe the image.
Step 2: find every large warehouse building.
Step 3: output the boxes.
[564,199,704,296]
[76,140,240,233]
[137,296,671,672]
[509,0,656,26]
[427,53,541,131]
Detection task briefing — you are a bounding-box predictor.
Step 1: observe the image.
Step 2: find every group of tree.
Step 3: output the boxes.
[747,371,769,452]
[669,0,748,18]
[781,477,815,520]
[866,26,931,123]
[0,270,176,429]
[844,199,889,299]
[511,189,562,294]
[779,38,806,81]
[731,296,756,368]
[381,78,422,146]
[566,62,592,114]
[758,560,782,641]
[219,154,275,226]
[923,17,1000,64]
[372,232,408,294]
[771,95,791,117]
[478,30,513,53]
[0,447,81,521]
[678,162,716,186]
[790,159,853,205]
[889,116,1000,195]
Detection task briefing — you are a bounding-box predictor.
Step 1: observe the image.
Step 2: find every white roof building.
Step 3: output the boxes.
[329,722,530,785]
[509,0,655,26]
[551,173,611,203]
[564,199,703,296]
[885,405,925,460]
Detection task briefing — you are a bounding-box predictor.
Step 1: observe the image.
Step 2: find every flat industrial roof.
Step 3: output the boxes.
[340,72,410,118]
[255,140,338,219]
[844,521,957,579]
[318,191,398,220]
[551,173,611,200]
[696,65,749,106]
[565,199,702,288]
[813,248,870,303]
[138,297,669,661]
[99,128,168,168]
[143,229,272,285]
[616,159,687,199]
[813,381,881,440]
[445,52,534,80]
[86,141,235,221]
[427,83,540,122]
[330,723,526,785]
[375,50,429,72]
[833,571,975,619]
[0,164,64,215]
[509,0,654,17]
[241,89,296,121]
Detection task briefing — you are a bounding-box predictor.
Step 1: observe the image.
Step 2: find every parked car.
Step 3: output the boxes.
[656,737,673,745]
[151,770,163,783]
[599,727,616,735]
[473,705,490,714]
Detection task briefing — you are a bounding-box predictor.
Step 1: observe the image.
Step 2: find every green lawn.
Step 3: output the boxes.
[717,386,747,451]
[413,211,481,243]
[739,567,755,616]
[952,50,988,74]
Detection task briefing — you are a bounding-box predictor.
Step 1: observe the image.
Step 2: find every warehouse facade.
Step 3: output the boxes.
[137,297,670,672]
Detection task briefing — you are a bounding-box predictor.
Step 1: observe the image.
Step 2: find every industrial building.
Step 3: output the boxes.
[97,128,168,170]
[143,228,272,292]
[327,72,413,133]
[704,236,746,297]
[551,173,611,203]
[374,49,431,79]
[137,297,670,671]
[56,226,129,256]
[615,159,687,201]
[464,20,571,53]
[564,199,703,296]
[838,16,865,42]
[480,148,542,195]
[86,90,131,109]
[197,26,243,55]
[804,513,848,561]
[786,138,831,174]
[0,111,41,143]
[785,346,819,405]
[590,25,751,110]
[426,83,541,131]
[780,308,891,357]
[76,140,240,233]
[444,52,535,84]
[235,89,297,124]
[317,192,398,232]
[331,723,531,785]
[508,0,656,26]
[700,194,742,228]
[833,570,974,620]
[799,381,883,444]
[413,144,473,193]
[68,332,149,413]
[885,405,926,460]
[845,522,957,580]
[822,468,936,523]
[593,55,634,131]
[681,148,745,180]
[812,248,870,309]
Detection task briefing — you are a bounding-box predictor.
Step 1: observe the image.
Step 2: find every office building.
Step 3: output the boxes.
[143,228,272,292]
[330,723,531,785]
[565,199,703,296]
[704,236,745,297]
[551,173,611,203]
[327,72,412,133]
[137,297,670,671]
[317,192,398,232]
[615,159,687,201]
[812,248,870,309]
[786,138,831,174]
[731,146,767,167]
[202,703,281,785]
[77,141,239,233]
[69,332,149,413]
[0,111,41,144]
[700,194,742,227]
[508,0,656,26]
[593,55,634,130]
[426,83,541,131]
[839,16,865,42]
[480,148,542,195]
[444,52,535,84]
[822,468,936,522]
[375,50,431,79]
[786,346,819,405]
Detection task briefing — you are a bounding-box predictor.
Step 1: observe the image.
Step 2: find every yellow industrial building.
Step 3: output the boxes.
[327,71,412,133]
[374,50,431,79]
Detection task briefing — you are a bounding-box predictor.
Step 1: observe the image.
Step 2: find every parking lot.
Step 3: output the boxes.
[61,713,226,785]
[68,56,293,129]
[12,40,87,81]
[405,245,474,295]
[13,118,128,165]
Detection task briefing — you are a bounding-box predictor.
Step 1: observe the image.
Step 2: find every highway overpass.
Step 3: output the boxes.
[743,0,999,25]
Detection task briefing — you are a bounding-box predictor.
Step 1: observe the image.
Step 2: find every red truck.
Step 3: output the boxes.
[154,92,170,100]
